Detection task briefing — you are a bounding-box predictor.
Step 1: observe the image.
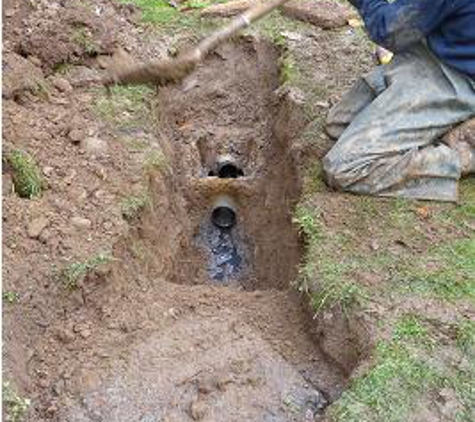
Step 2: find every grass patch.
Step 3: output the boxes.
[118,0,220,30]
[121,136,150,152]
[93,85,154,130]
[59,253,112,290]
[6,150,43,199]
[72,26,97,54]
[331,316,440,422]
[439,179,475,229]
[280,51,300,85]
[3,382,30,422]
[121,193,151,221]
[143,149,169,173]
[293,203,365,314]
[3,291,19,304]
[397,238,475,302]
[456,320,475,357]
[302,162,327,196]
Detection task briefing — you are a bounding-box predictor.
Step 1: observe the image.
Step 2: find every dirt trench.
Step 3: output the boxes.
[31,37,359,422]
[137,36,306,291]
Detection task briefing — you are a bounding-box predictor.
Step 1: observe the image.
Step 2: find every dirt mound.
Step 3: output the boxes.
[15,1,117,73]
[2,52,46,100]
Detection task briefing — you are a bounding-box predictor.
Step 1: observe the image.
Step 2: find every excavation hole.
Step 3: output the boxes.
[149,37,303,291]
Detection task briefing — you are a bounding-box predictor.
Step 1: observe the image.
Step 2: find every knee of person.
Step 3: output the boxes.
[325,121,345,141]
[322,153,344,188]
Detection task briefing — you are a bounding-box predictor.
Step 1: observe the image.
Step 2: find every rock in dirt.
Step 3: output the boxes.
[68,129,86,144]
[52,77,72,92]
[71,216,92,230]
[281,0,356,29]
[3,52,46,100]
[189,399,208,420]
[80,137,107,154]
[3,174,14,196]
[55,327,75,344]
[27,216,49,239]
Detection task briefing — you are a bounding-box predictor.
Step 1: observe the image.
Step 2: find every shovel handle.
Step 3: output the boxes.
[104,0,292,86]
[194,0,293,59]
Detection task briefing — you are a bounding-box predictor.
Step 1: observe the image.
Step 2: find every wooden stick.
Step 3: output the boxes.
[103,0,292,87]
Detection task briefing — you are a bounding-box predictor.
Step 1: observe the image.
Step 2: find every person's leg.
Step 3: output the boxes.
[325,66,387,140]
[322,44,475,202]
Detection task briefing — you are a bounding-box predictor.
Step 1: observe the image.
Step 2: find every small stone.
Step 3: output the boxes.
[39,229,52,244]
[80,137,107,154]
[38,378,50,388]
[52,77,72,92]
[28,56,42,68]
[27,216,49,239]
[43,166,54,177]
[68,128,85,143]
[189,400,207,421]
[46,404,58,416]
[103,221,113,231]
[5,8,15,18]
[70,216,92,230]
[55,328,75,344]
[96,55,110,69]
[198,378,215,395]
[79,328,91,339]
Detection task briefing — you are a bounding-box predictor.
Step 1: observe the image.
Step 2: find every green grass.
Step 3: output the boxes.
[302,162,327,196]
[3,291,19,304]
[93,85,154,130]
[293,203,365,314]
[456,320,475,357]
[440,179,475,229]
[72,26,97,54]
[397,238,475,302]
[121,193,151,220]
[59,253,112,290]
[143,149,169,173]
[121,136,150,152]
[280,52,300,85]
[3,382,30,422]
[330,314,475,422]
[7,150,43,199]
[118,0,218,29]
[331,316,440,422]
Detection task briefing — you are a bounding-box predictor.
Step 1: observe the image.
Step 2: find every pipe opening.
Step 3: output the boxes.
[212,206,236,229]
[218,163,244,179]
[208,158,244,179]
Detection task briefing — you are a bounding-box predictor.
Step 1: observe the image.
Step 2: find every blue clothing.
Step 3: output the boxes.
[349,0,475,78]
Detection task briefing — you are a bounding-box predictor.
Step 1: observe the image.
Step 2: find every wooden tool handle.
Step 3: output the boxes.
[195,0,292,59]
[104,0,292,86]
